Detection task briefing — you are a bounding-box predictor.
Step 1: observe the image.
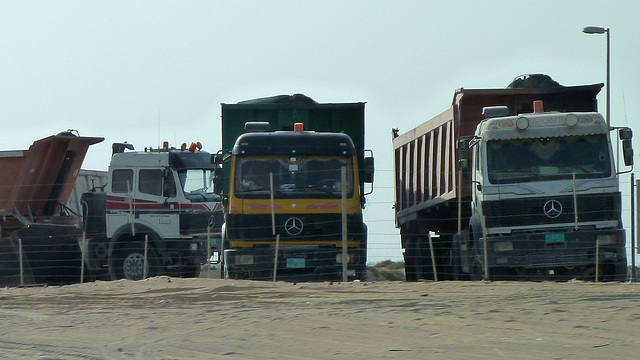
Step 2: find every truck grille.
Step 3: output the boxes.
[483,192,620,228]
[227,213,363,242]
[180,211,224,235]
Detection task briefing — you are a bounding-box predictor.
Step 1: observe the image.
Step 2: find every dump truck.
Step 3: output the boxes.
[392,75,633,281]
[0,131,224,285]
[216,94,374,281]
[0,131,103,285]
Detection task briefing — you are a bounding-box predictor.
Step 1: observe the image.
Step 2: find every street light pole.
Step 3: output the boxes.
[605,28,610,128]
[583,26,610,128]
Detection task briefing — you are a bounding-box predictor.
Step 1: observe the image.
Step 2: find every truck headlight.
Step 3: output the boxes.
[236,255,254,265]
[336,253,354,264]
[493,241,513,252]
[597,234,616,245]
[190,242,199,251]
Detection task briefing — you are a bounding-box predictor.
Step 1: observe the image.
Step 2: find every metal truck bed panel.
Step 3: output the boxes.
[221,101,365,154]
[66,169,109,215]
[392,83,603,221]
[0,134,104,217]
[393,107,457,217]
[221,96,366,195]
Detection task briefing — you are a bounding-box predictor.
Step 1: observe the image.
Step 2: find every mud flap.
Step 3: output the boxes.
[0,224,82,286]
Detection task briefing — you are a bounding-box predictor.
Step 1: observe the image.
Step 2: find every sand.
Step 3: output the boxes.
[1,275,639,359]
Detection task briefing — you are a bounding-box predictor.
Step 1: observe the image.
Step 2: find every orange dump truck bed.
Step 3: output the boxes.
[0,132,103,220]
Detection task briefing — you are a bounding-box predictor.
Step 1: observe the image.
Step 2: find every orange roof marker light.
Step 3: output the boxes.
[533,100,544,113]
[294,123,304,132]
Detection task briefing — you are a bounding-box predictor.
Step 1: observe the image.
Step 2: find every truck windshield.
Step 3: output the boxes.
[178,169,220,202]
[486,134,612,184]
[234,156,354,199]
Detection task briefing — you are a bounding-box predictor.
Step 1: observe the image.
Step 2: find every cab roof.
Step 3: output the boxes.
[233,131,356,156]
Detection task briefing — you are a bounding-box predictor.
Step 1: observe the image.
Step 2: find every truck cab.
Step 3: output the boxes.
[84,142,224,280]
[219,122,374,281]
[463,102,632,280]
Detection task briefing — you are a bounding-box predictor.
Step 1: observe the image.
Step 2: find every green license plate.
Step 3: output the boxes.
[545,233,565,244]
[286,258,305,269]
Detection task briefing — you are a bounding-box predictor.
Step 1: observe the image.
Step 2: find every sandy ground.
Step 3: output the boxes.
[1,272,639,360]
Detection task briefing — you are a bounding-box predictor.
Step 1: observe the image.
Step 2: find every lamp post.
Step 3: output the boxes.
[582,26,610,128]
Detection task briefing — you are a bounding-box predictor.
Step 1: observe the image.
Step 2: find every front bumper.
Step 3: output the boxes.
[224,246,362,281]
[176,235,209,265]
[481,228,626,269]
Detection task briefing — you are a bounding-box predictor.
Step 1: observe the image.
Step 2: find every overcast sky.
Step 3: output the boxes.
[2,1,638,263]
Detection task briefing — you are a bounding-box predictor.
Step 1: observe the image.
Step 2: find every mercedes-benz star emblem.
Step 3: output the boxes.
[284,217,303,236]
[543,200,562,218]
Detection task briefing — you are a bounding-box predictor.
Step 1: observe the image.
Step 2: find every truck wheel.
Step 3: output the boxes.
[440,234,461,281]
[403,237,417,282]
[114,242,159,280]
[179,265,201,278]
[405,237,433,281]
[450,234,467,280]
[467,228,484,281]
[469,259,483,281]
[416,237,435,281]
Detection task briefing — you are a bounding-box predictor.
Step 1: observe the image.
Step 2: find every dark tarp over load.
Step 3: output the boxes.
[238,93,317,105]
[507,74,563,89]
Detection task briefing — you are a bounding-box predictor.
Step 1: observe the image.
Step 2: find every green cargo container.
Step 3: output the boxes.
[220,94,367,194]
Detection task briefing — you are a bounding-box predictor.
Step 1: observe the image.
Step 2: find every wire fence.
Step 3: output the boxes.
[0,221,631,285]
[1,169,638,285]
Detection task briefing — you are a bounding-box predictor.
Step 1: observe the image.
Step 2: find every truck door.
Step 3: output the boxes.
[135,168,180,238]
[107,168,135,238]
[470,143,485,240]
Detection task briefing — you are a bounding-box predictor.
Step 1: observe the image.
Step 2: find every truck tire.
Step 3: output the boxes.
[467,227,484,281]
[469,259,483,281]
[403,237,417,282]
[422,237,438,281]
[449,235,464,280]
[179,265,201,278]
[356,231,368,281]
[405,237,433,281]
[113,242,159,280]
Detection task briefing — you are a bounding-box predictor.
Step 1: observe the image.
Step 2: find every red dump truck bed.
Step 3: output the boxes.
[392,83,603,228]
[0,132,103,286]
[0,133,103,221]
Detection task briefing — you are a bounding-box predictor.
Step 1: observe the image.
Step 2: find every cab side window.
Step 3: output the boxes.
[139,169,163,196]
[112,169,133,193]
[163,170,177,197]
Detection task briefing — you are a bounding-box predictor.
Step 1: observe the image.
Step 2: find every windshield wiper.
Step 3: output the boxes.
[492,169,538,178]
[238,187,269,193]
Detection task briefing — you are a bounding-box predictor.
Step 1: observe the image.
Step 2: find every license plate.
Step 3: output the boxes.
[545,233,565,244]
[286,258,305,269]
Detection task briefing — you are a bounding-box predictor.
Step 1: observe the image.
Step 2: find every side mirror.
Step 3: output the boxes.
[619,128,634,167]
[112,142,135,156]
[212,153,223,165]
[457,138,470,170]
[162,168,177,198]
[363,156,375,184]
[619,127,633,140]
[213,167,224,194]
